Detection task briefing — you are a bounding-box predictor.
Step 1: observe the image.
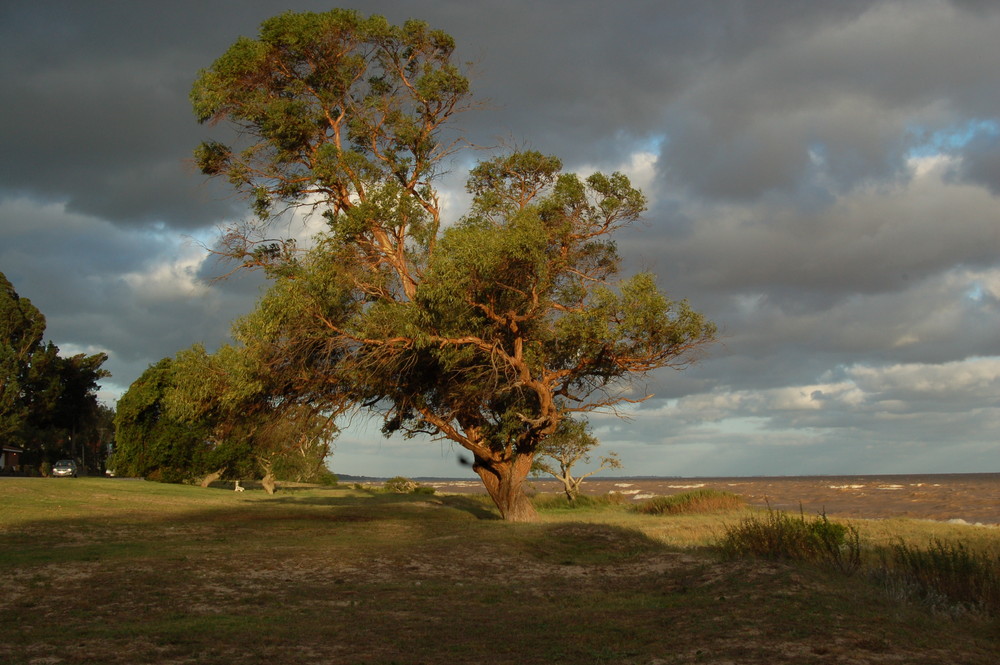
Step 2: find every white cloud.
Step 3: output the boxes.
[121,242,211,303]
[620,356,1000,463]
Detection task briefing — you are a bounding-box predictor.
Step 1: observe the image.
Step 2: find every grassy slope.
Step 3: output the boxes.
[1,478,997,665]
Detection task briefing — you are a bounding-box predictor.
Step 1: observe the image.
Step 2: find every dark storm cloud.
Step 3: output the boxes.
[655,1,1000,202]
[0,1,249,227]
[954,129,1000,194]
[1,0,998,476]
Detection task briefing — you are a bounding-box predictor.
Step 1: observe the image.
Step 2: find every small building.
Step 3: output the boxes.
[1,445,24,473]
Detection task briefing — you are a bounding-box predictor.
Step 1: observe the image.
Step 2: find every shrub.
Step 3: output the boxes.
[383,476,418,493]
[874,539,1000,615]
[632,489,744,515]
[718,506,861,574]
[382,476,435,495]
[314,469,339,486]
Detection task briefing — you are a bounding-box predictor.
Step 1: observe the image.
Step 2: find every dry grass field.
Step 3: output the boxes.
[1,477,998,664]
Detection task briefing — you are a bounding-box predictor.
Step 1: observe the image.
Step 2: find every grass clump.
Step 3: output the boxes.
[531,493,628,511]
[874,539,1000,615]
[718,506,861,574]
[632,489,744,516]
[720,506,1000,615]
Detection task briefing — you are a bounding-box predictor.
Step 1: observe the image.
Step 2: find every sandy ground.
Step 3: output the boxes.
[418,473,1000,525]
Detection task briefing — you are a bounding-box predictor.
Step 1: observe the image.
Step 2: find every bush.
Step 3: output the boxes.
[718,506,861,574]
[383,476,418,493]
[874,539,1000,615]
[632,489,744,515]
[314,469,339,486]
[382,476,435,495]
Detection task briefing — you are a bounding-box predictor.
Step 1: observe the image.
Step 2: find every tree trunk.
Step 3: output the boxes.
[261,470,276,495]
[473,453,538,522]
[556,470,578,503]
[258,455,277,494]
[199,468,224,488]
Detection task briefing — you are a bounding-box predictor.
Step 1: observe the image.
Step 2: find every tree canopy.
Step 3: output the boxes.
[112,357,216,482]
[0,271,110,472]
[113,344,338,489]
[192,9,715,520]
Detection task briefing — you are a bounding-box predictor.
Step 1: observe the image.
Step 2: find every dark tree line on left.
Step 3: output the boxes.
[0,272,112,475]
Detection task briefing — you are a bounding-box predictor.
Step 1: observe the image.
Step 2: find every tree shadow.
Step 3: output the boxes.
[258,489,502,520]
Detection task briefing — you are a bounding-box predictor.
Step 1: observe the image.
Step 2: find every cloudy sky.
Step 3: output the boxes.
[2,0,998,478]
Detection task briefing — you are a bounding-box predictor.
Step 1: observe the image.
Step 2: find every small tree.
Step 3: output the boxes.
[532,419,622,503]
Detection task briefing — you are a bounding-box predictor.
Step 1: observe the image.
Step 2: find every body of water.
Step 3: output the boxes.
[418,473,1000,525]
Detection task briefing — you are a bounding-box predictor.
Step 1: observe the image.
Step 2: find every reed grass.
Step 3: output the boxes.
[872,538,1000,616]
[717,505,862,574]
[631,488,745,515]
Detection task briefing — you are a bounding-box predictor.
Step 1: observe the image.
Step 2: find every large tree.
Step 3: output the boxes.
[0,272,46,443]
[166,343,341,492]
[192,9,715,520]
[1,271,109,470]
[112,358,216,481]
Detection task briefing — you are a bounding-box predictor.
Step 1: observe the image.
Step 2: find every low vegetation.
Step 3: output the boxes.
[1,478,998,665]
[530,492,629,511]
[717,504,1000,617]
[380,476,436,495]
[718,505,863,574]
[875,539,1000,616]
[632,488,745,515]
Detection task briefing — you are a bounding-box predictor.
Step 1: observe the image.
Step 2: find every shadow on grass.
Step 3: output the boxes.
[262,491,502,520]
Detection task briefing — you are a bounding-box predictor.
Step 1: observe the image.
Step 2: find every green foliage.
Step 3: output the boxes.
[718,507,862,574]
[191,8,471,231]
[381,476,434,495]
[111,358,212,481]
[0,272,109,469]
[192,10,716,520]
[113,338,340,487]
[314,469,339,486]
[632,489,745,515]
[0,273,44,442]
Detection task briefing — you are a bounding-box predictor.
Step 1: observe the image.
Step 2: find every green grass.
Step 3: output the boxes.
[530,491,629,511]
[631,488,745,515]
[718,505,862,573]
[2,477,999,665]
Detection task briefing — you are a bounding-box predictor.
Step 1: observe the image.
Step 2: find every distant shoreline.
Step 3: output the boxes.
[362,472,1000,524]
